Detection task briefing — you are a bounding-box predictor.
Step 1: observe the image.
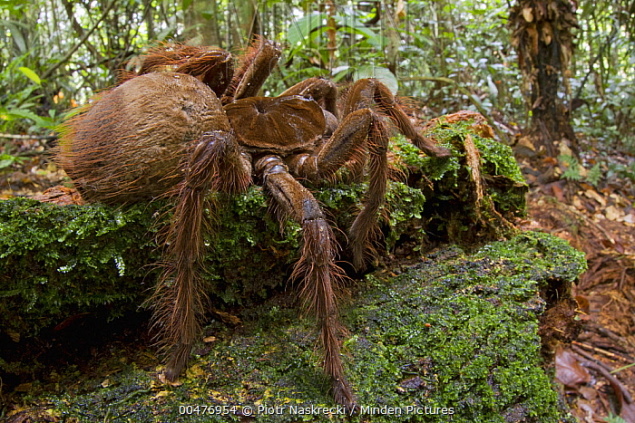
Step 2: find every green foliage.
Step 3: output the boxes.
[0,54,64,135]
[396,0,524,117]
[558,154,603,187]
[604,414,628,423]
[281,7,390,84]
[586,163,602,186]
[1,0,633,156]
[0,152,25,171]
[569,0,635,154]
[607,160,635,183]
[17,66,41,85]
[559,154,583,181]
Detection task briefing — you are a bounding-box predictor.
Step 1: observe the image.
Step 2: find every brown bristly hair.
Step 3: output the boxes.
[118,44,234,97]
[290,216,351,404]
[150,132,251,380]
[222,36,281,104]
[348,118,390,270]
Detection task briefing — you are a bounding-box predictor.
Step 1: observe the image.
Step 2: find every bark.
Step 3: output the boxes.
[509,0,579,157]
[184,0,222,46]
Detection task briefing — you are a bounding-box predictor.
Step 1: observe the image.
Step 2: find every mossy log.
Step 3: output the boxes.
[0,112,527,346]
[3,233,586,422]
[0,113,582,422]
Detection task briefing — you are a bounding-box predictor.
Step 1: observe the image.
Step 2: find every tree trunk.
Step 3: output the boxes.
[184,1,221,46]
[509,0,578,158]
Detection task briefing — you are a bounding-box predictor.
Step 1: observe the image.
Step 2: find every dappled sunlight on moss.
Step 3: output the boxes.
[7,232,585,422]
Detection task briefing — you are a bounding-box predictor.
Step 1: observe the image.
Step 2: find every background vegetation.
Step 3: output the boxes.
[1,0,634,162]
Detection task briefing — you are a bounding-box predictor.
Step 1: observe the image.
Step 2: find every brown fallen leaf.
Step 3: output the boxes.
[212,309,241,325]
[32,185,84,205]
[555,348,591,388]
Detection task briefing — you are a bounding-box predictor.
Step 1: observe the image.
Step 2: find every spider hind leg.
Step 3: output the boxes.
[256,155,355,408]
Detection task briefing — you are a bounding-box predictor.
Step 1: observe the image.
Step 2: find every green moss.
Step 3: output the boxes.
[473,231,588,285]
[344,232,585,422]
[392,116,528,246]
[13,232,583,422]
[412,117,525,188]
[0,198,158,336]
[204,187,300,305]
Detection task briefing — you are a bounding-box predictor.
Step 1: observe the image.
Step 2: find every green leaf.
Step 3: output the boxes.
[18,66,41,85]
[353,66,399,95]
[8,108,54,129]
[182,0,193,11]
[287,12,326,46]
[333,15,384,47]
[0,20,28,52]
[558,155,582,181]
[0,154,17,169]
[586,163,602,186]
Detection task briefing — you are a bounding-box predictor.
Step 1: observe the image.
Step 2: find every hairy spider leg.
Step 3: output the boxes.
[124,46,234,98]
[222,37,282,104]
[288,78,451,269]
[279,77,339,118]
[255,155,354,408]
[284,105,388,270]
[152,130,252,382]
[340,80,451,268]
[343,79,451,158]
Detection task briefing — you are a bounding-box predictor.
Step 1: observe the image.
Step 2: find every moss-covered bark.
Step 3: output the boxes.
[5,232,586,422]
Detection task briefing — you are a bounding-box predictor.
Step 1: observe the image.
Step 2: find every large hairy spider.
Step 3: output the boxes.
[58,38,449,407]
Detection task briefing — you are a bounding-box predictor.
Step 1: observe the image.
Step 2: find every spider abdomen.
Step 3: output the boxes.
[59,72,229,204]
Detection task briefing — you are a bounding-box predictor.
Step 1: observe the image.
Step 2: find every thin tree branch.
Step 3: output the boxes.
[59,0,103,62]
[574,25,619,100]
[1,133,57,140]
[41,0,118,81]
[402,76,507,142]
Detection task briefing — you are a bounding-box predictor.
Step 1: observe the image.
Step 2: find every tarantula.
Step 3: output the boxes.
[58,38,449,407]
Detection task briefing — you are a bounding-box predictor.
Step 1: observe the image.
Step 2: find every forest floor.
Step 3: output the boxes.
[515,139,635,422]
[1,129,634,422]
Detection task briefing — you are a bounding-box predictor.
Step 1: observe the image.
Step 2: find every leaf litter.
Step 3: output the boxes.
[519,144,635,423]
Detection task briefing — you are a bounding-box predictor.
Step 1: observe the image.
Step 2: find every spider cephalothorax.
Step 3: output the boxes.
[58,37,449,407]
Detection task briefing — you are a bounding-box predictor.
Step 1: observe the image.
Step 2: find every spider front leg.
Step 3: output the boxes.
[343,78,452,158]
[222,37,282,104]
[286,107,389,270]
[127,46,234,97]
[255,155,354,408]
[288,79,451,270]
[153,130,252,382]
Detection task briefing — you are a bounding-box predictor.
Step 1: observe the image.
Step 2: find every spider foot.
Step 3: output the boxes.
[163,343,193,382]
[332,377,357,413]
[414,134,452,158]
